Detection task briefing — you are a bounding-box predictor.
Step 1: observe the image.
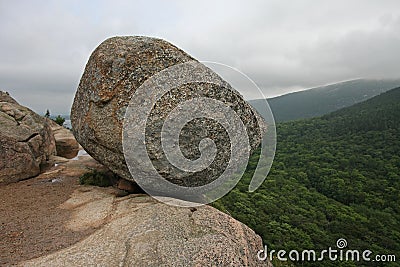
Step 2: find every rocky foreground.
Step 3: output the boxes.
[1,151,271,266]
[23,188,267,266]
[1,152,270,266]
[0,151,105,265]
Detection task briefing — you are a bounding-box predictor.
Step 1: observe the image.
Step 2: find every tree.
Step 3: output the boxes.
[53,115,65,126]
[44,109,50,118]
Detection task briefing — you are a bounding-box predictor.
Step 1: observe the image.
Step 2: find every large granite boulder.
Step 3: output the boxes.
[72,37,265,192]
[22,188,271,267]
[0,91,56,184]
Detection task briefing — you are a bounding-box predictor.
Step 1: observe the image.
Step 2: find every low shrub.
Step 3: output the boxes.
[79,170,114,187]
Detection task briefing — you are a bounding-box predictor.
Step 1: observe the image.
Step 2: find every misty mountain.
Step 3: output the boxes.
[249,78,400,122]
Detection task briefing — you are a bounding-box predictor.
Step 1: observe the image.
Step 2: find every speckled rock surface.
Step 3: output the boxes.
[21,188,271,267]
[71,36,265,187]
[0,91,56,184]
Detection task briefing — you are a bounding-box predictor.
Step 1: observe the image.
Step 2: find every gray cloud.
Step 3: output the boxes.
[1,0,400,113]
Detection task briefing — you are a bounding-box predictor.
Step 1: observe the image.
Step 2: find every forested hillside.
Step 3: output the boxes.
[249,79,400,122]
[215,87,400,266]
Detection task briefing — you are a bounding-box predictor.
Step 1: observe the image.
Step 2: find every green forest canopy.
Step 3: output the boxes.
[214,87,400,266]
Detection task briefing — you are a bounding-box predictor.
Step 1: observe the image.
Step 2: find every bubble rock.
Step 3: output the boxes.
[71,36,266,200]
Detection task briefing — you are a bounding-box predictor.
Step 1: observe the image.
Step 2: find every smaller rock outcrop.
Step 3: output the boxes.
[47,119,79,159]
[0,91,56,184]
[0,91,18,104]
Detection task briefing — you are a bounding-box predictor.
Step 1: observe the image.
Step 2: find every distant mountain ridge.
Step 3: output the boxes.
[249,78,400,122]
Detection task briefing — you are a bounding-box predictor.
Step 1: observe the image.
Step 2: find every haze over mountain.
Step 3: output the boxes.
[216,86,400,266]
[249,79,400,122]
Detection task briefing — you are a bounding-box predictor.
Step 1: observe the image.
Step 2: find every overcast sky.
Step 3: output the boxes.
[1,0,400,114]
